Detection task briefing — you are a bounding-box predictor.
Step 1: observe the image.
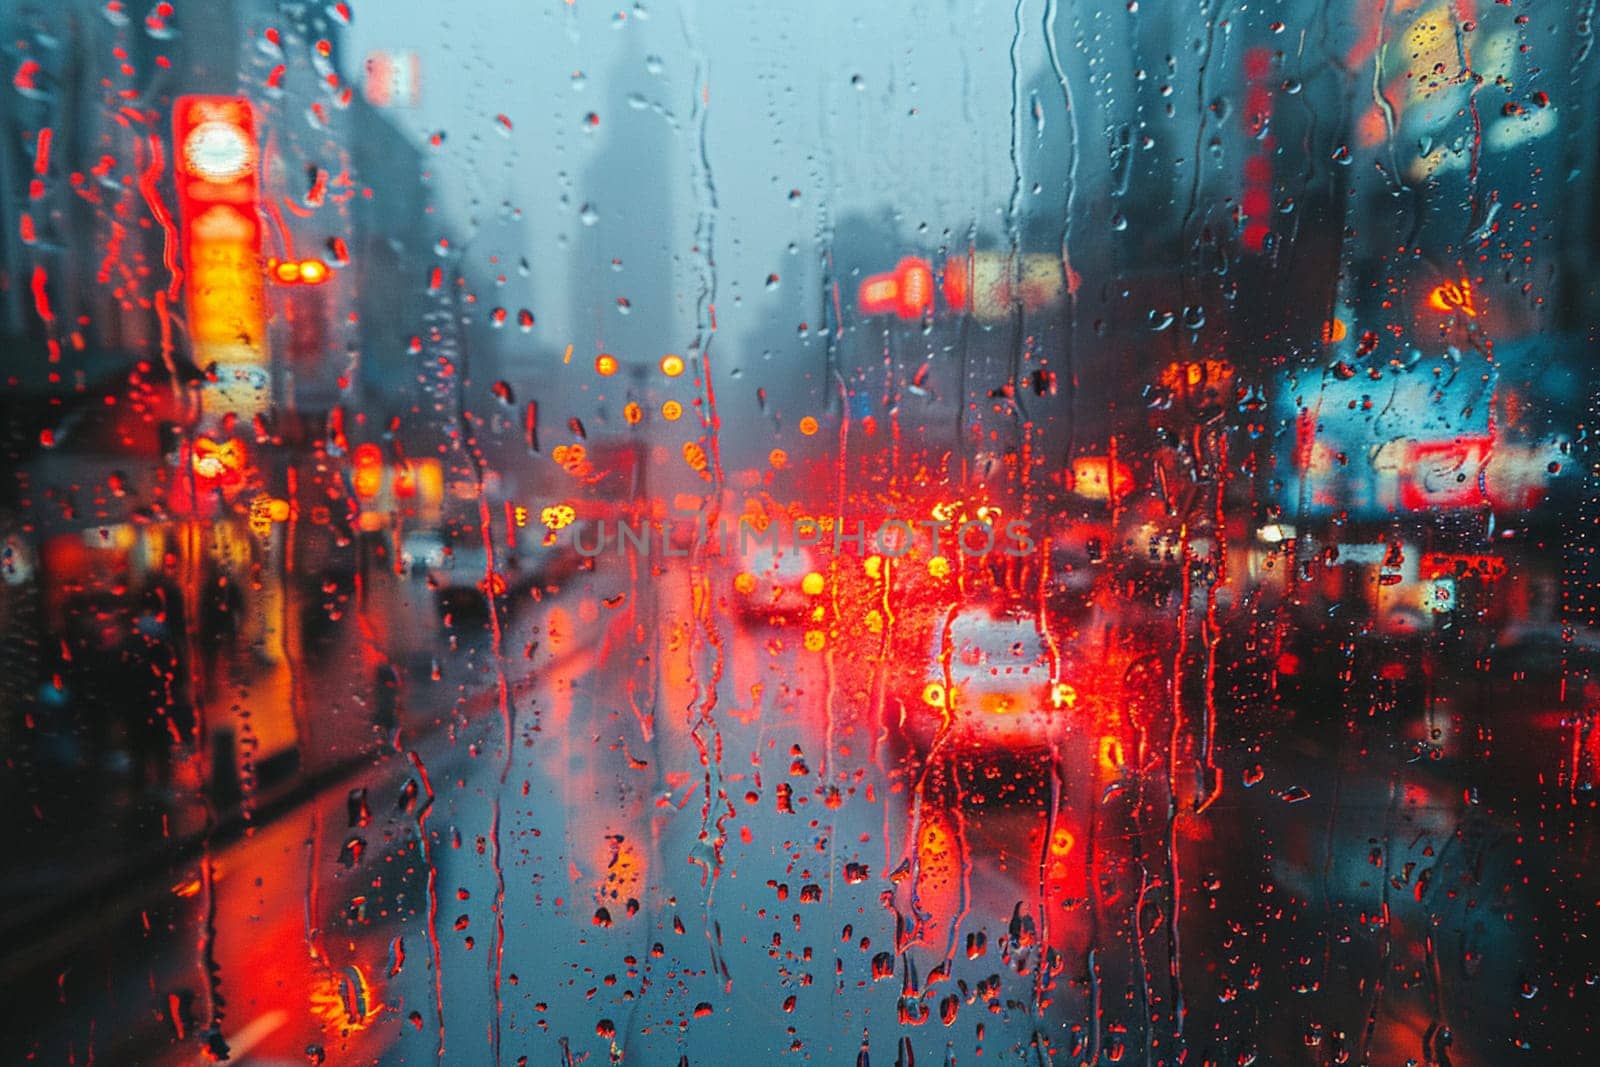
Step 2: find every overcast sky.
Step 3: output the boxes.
[343,0,1093,354]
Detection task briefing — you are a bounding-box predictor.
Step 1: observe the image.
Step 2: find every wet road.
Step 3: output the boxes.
[7,556,1600,1065]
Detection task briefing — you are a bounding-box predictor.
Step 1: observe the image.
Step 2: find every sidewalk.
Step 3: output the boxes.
[0,577,624,982]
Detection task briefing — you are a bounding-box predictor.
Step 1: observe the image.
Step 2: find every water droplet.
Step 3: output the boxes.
[517,309,534,331]
[765,273,780,290]
[579,203,599,226]
[339,835,366,867]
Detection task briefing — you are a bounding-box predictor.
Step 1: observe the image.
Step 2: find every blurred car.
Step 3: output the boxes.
[902,604,1074,756]
[1046,514,1110,621]
[730,542,825,625]
[1485,622,1600,706]
[401,527,580,625]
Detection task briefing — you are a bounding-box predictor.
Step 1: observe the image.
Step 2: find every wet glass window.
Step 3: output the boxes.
[3,0,1599,1063]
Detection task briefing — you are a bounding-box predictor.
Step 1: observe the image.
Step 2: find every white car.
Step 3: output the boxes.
[730,542,825,624]
[906,605,1076,754]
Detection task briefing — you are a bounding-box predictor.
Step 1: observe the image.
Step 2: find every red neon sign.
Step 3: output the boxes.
[858,257,934,320]
[1240,47,1275,254]
[1399,437,1492,511]
[173,96,265,359]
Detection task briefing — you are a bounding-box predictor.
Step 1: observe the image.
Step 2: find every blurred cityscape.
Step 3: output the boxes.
[3,1,1600,1064]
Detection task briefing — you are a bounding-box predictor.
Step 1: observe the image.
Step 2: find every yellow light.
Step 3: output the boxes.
[863,555,882,579]
[979,693,1019,715]
[1051,682,1077,710]
[193,436,246,480]
[921,682,949,708]
[660,353,685,377]
[541,503,576,530]
[595,353,619,376]
[552,444,587,474]
[768,448,788,469]
[297,258,328,284]
[513,505,529,527]
[273,259,300,283]
[798,416,819,436]
[927,556,951,579]
[930,501,957,522]
[682,440,709,472]
[865,609,883,633]
[1099,735,1124,771]
[803,629,826,652]
[661,400,683,421]
[308,963,379,1034]
[624,402,643,424]
[800,571,825,596]
[733,573,756,595]
[1427,279,1476,317]
[1048,828,1074,857]
[1068,457,1133,501]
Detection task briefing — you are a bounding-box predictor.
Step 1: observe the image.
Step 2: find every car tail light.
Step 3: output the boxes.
[978,693,1020,716]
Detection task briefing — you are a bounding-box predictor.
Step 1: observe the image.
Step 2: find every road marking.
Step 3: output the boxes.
[201,1009,287,1063]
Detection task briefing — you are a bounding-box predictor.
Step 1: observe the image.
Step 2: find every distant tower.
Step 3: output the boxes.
[575,29,679,377]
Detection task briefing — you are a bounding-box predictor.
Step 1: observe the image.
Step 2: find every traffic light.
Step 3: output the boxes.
[352,443,384,499]
[172,96,266,364]
[268,258,331,285]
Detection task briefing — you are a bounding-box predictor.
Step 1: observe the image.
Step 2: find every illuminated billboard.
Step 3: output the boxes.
[1277,347,1567,521]
[173,95,268,414]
